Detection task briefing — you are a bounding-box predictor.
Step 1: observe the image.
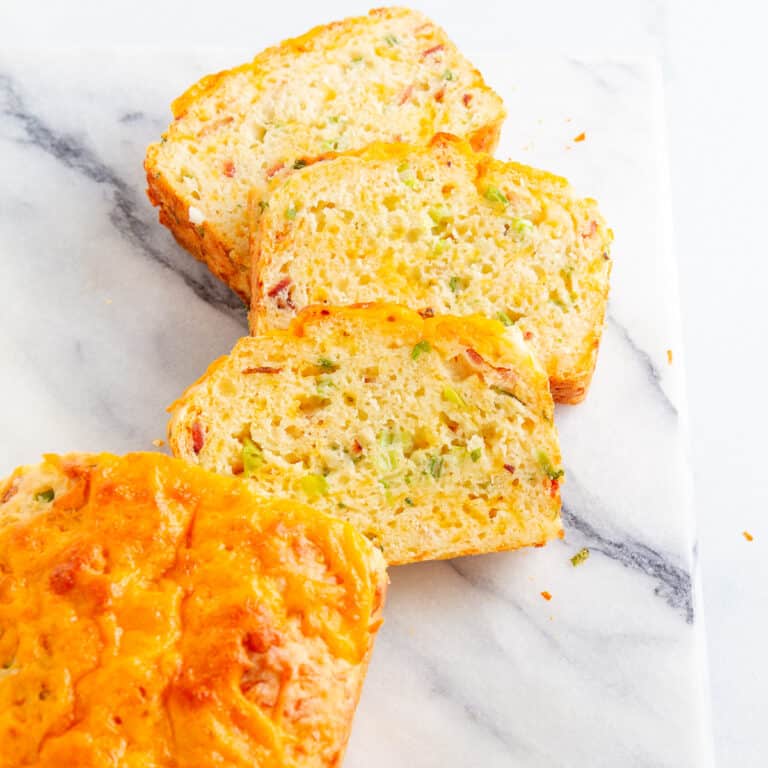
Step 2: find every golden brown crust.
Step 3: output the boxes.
[145,147,251,301]
[0,452,386,767]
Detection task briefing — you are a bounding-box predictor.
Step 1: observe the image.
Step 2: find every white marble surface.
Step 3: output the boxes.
[0,43,714,766]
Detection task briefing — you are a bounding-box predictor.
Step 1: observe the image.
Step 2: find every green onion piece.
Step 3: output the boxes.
[404,497,415,506]
[496,311,514,327]
[512,217,534,235]
[397,162,417,188]
[484,185,509,206]
[242,438,264,478]
[443,69,455,80]
[351,55,364,64]
[317,357,338,372]
[433,238,449,255]
[470,448,482,462]
[428,455,444,480]
[376,431,400,474]
[384,34,399,46]
[537,450,564,481]
[286,207,297,220]
[411,340,431,360]
[571,548,590,567]
[428,204,451,224]
[301,474,329,498]
[293,159,307,170]
[34,488,55,503]
[442,386,466,408]
[449,276,462,293]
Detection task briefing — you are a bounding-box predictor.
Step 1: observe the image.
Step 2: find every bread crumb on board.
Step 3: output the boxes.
[570,547,590,566]
[667,349,673,364]
[541,591,552,601]
[743,531,754,542]
[152,438,165,448]
[574,131,586,142]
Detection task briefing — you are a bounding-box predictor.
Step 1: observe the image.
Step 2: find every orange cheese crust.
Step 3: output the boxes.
[0,452,386,767]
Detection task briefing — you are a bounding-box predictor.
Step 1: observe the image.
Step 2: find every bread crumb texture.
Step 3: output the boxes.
[144,7,505,300]
[169,304,564,565]
[0,452,386,767]
[251,134,612,403]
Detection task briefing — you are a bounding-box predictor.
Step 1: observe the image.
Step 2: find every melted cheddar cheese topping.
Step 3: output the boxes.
[0,452,386,767]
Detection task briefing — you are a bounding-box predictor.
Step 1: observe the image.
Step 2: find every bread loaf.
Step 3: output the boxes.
[0,452,386,767]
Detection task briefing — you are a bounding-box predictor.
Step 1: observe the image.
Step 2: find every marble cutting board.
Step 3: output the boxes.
[0,50,714,767]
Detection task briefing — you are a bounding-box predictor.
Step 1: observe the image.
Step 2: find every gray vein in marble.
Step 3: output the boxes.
[119,110,146,123]
[566,58,621,93]
[0,72,246,322]
[446,559,571,659]
[386,618,540,764]
[561,504,693,623]
[606,311,678,415]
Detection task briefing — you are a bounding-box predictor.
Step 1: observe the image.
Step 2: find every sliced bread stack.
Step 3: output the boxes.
[145,7,506,300]
[146,6,614,563]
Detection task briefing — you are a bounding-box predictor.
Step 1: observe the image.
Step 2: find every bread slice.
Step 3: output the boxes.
[168,304,563,565]
[145,8,506,301]
[250,134,613,403]
[0,452,386,768]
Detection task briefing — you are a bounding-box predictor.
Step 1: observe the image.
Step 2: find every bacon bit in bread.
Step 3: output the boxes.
[196,116,234,138]
[464,348,484,367]
[421,43,445,59]
[192,421,205,454]
[49,562,77,595]
[266,161,285,180]
[550,479,560,498]
[743,531,754,542]
[541,591,552,601]
[574,132,586,142]
[223,160,236,178]
[267,277,296,310]
[267,277,292,298]
[524,331,534,341]
[667,349,673,364]
[55,464,92,511]
[242,366,283,374]
[1,479,19,504]
[351,439,363,456]
[434,86,446,103]
[462,93,473,107]
[503,464,515,475]
[582,220,598,238]
[398,83,414,105]
[418,307,435,318]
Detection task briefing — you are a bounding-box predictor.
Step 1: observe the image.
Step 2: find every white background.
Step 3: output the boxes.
[1,1,764,764]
